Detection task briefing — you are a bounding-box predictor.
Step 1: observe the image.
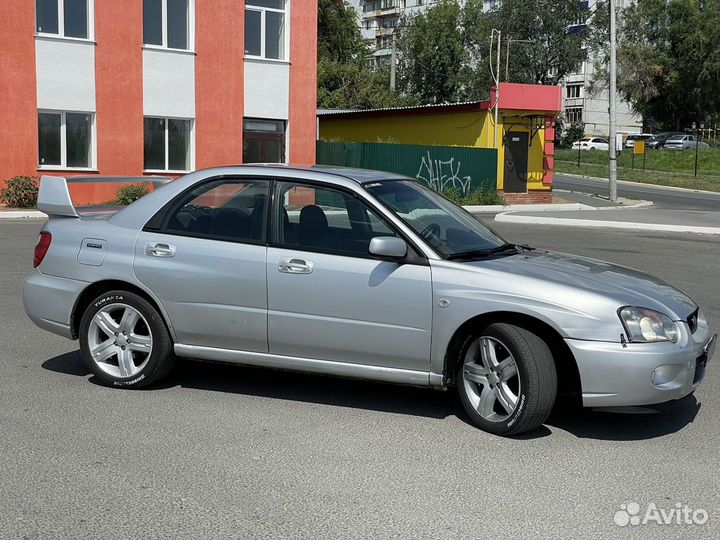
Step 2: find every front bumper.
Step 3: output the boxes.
[566,324,715,408]
[23,270,88,339]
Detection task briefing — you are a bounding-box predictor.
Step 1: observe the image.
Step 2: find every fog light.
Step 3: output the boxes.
[651,365,684,387]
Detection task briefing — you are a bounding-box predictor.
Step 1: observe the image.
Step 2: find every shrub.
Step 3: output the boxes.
[0,176,39,208]
[442,186,506,206]
[559,122,585,148]
[116,184,150,205]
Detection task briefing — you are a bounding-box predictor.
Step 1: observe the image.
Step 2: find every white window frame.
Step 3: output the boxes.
[143,0,195,52]
[143,116,195,173]
[245,0,289,61]
[37,110,97,171]
[566,84,582,99]
[36,0,95,41]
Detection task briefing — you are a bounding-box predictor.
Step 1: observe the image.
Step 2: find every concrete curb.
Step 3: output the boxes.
[464,199,653,213]
[557,172,720,195]
[495,213,720,235]
[0,210,47,219]
[464,203,591,213]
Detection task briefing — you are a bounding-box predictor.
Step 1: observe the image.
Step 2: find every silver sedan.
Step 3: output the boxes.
[24,166,715,435]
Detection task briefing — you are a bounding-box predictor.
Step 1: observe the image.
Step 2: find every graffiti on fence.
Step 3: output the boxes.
[415,151,472,195]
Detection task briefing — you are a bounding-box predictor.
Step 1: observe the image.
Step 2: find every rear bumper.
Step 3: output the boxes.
[566,326,714,408]
[23,270,88,339]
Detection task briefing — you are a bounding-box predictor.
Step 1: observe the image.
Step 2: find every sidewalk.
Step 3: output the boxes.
[0,208,46,219]
[496,207,720,235]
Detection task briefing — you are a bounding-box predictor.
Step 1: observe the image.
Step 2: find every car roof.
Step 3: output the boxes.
[667,135,685,139]
[224,163,409,184]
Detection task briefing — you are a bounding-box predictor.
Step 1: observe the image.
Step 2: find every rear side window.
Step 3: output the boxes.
[161,179,270,243]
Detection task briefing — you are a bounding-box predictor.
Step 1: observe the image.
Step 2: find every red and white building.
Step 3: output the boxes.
[0,0,317,204]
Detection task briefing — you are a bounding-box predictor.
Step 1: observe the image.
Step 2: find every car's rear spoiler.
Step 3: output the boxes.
[37,175,172,218]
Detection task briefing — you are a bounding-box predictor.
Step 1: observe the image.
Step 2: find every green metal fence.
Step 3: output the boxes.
[316,141,497,195]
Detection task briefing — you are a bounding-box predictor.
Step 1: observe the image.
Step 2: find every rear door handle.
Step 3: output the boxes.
[145,242,176,258]
[278,257,313,274]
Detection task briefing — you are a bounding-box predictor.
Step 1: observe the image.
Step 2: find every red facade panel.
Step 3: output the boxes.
[195,0,245,169]
[288,0,318,165]
[0,2,38,188]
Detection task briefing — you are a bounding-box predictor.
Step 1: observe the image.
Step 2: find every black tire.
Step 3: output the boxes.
[79,290,175,388]
[457,322,557,436]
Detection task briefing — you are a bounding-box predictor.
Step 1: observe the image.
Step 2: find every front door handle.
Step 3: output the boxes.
[278,257,313,274]
[145,242,176,258]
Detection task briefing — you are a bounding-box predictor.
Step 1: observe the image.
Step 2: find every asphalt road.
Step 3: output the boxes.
[1,220,718,539]
[555,173,720,211]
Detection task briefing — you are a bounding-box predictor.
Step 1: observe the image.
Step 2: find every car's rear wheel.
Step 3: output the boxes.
[457,323,557,435]
[79,290,175,388]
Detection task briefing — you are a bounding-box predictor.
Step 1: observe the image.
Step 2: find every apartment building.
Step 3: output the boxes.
[349,0,642,136]
[0,0,317,203]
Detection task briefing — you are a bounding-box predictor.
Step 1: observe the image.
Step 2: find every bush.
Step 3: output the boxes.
[442,186,506,206]
[559,122,585,148]
[116,184,150,205]
[0,176,39,208]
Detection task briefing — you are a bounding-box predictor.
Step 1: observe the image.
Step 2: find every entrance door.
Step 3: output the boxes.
[503,131,529,193]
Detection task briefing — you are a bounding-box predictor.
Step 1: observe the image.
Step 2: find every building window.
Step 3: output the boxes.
[144,117,193,172]
[245,0,286,60]
[243,119,285,163]
[38,111,94,169]
[566,84,582,99]
[36,0,92,39]
[566,107,583,124]
[143,0,191,50]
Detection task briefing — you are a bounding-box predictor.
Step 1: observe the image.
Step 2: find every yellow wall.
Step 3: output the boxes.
[319,109,551,192]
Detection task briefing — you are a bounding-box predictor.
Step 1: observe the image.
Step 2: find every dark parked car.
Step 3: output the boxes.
[647,132,684,150]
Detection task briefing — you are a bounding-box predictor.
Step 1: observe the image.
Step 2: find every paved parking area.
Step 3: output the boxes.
[1,220,718,539]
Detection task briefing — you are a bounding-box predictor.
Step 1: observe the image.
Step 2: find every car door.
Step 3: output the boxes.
[266,180,433,372]
[134,177,270,352]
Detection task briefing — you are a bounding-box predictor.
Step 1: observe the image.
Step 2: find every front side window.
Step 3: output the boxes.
[276,182,396,257]
[163,179,270,243]
[36,0,90,39]
[38,111,93,169]
[365,180,506,259]
[244,0,286,60]
[143,0,190,50]
[144,117,193,172]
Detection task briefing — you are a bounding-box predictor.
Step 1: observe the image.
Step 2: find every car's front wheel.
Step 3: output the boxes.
[457,323,557,435]
[79,290,175,388]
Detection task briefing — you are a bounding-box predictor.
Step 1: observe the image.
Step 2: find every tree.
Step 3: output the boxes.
[317,0,407,109]
[496,0,589,85]
[395,0,589,105]
[396,0,492,104]
[592,0,720,130]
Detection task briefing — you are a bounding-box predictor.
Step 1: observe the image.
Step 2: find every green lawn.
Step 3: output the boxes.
[554,147,720,192]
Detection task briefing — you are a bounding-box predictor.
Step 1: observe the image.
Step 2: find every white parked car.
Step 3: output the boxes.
[572,137,610,151]
[664,135,710,151]
[624,134,653,148]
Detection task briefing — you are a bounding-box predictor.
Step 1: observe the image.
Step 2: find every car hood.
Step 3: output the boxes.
[463,249,696,321]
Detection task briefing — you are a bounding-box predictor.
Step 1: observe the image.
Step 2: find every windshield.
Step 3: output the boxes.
[364,180,507,258]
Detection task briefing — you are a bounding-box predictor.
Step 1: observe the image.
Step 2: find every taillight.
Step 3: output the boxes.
[33,231,52,268]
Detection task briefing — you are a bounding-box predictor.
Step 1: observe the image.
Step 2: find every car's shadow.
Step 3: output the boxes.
[43,351,700,441]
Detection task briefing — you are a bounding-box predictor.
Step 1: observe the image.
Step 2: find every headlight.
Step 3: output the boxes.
[618,306,679,343]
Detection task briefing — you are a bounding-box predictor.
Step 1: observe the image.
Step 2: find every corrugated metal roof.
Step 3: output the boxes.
[316,100,491,119]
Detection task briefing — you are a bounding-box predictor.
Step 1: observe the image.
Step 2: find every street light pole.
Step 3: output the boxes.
[608,0,618,202]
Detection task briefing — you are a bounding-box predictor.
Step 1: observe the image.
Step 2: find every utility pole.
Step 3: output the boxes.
[608,0,618,202]
[491,29,501,149]
[390,32,397,92]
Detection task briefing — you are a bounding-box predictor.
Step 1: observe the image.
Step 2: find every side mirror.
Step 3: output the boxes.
[369,236,407,260]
